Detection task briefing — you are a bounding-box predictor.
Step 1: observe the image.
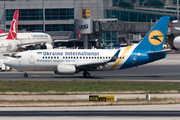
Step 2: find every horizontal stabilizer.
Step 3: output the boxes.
[148,49,173,55]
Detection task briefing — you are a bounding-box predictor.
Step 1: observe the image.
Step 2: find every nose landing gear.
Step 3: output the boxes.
[83,71,91,78]
[23,72,28,78]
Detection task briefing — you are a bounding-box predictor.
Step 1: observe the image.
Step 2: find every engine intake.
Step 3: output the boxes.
[55,64,76,75]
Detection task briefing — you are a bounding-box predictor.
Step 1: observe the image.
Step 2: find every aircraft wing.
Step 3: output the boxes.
[76,50,120,70]
[0,33,8,37]
[148,49,174,55]
[76,61,108,70]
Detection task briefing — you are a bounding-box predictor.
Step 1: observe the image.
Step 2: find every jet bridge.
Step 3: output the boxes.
[93,21,156,33]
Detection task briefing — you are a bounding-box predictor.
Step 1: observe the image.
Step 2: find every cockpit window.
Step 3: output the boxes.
[12,55,21,59]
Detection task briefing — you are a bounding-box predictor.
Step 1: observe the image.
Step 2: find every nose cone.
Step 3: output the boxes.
[4,59,13,67]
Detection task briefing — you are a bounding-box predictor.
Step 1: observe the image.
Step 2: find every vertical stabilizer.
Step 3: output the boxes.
[6,10,19,40]
[135,16,170,51]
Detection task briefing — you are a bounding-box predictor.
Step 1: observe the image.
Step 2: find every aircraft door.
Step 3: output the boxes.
[29,52,35,63]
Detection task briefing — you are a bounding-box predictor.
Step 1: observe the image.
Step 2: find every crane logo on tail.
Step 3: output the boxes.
[148,30,164,46]
[10,19,17,40]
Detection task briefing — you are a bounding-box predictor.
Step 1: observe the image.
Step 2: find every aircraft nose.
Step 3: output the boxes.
[4,59,13,67]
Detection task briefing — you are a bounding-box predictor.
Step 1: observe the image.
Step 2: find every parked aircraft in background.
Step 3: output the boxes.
[0,32,53,50]
[0,10,54,55]
[5,16,171,78]
[0,10,20,54]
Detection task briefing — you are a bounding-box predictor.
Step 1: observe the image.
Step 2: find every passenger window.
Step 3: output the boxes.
[57,57,59,59]
[89,57,91,59]
[45,57,47,59]
[100,57,102,59]
[123,57,124,59]
[71,57,73,59]
[51,57,53,59]
[92,57,93,59]
[54,57,56,59]
[42,57,44,59]
[86,57,88,59]
[48,57,50,59]
[95,57,96,59]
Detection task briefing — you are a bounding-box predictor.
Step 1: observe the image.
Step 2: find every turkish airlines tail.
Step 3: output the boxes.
[6,10,19,40]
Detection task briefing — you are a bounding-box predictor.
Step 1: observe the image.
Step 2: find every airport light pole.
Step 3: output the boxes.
[177,0,179,21]
[43,0,45,31]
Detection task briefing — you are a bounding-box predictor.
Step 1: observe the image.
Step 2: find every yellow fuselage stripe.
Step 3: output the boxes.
[109,46,132,71]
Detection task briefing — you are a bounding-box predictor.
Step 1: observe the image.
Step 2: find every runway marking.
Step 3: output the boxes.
[32,75,40,77]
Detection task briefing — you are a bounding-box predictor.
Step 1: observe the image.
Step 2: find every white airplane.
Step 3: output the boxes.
[0,10,21,54]
[168,20,180,49]
[0,32,53,50]
[0,10,53,51]
[4,16,171,78]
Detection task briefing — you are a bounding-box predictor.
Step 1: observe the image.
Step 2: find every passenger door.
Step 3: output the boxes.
[29,52,35,63]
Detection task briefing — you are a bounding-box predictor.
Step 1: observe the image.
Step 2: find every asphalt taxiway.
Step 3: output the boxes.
[0,105,180,120]
[0,53,180,81]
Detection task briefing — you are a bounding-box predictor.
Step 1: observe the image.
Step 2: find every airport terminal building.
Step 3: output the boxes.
[0,0,179,48]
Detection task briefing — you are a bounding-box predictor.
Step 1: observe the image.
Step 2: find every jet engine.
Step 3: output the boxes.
[173,36,180,49]
[54,64,76,75]
[41,43,53,49]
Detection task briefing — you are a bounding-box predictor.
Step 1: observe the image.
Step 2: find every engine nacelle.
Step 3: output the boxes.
[173,36,180,49]
[45,43,53,49]
[55,64,76,75]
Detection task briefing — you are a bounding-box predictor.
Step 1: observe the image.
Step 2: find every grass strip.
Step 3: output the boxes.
[0,80,180,94]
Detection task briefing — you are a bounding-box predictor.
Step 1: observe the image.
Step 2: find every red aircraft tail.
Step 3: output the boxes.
[6,10,19,40]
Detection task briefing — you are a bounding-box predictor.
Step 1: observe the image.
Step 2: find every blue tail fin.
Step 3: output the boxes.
[135,16,170,51]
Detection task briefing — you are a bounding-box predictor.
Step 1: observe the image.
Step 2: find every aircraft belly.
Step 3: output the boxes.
[35,65,56,71]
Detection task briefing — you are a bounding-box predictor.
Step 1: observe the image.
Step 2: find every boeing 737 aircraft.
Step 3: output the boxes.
[5,16,171,78]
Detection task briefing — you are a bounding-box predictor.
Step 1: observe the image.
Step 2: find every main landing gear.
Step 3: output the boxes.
[23,72,28,78]
[83,71,91,78]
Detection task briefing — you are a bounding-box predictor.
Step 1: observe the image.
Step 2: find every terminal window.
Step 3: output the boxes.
[6,8,74,21]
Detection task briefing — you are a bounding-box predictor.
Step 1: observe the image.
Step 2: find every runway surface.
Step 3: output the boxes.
[0,110,180,116]
[0,105,180,120]
[0,53,180,81]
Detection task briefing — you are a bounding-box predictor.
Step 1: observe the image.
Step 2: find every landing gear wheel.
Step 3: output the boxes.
[23,73,28,78]
[83,72,91,78]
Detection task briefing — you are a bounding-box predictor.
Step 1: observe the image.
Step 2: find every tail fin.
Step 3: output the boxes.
[135,16,170,51]
[6,10,19,40]
[0,29,5,34]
